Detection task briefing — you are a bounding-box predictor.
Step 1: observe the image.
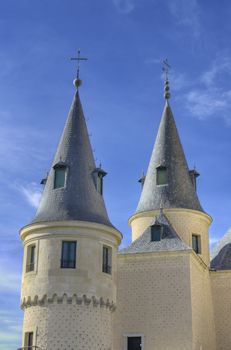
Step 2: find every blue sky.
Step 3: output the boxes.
[1,0,231,348]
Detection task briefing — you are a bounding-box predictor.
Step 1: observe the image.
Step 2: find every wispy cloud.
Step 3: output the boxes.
[113,0,135,14]
[168,0,200,38]
[20,182,42,208]
[183,55,231,124]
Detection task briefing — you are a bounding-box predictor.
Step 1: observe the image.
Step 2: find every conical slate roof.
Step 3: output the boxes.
[32,90,113,227]
[211,228,231,270]
[136,101,203,214]
[120,211,190,254]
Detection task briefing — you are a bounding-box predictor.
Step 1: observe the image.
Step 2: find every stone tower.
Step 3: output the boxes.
[114,79,216,350]
[129,79,211,266]
[20,79,122,349]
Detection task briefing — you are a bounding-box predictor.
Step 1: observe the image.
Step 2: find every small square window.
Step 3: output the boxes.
[156,166,167,185]
[151,224,162,241]
[102,246,112,274]
[192,234,201,254]
[26,245,36,273]
[61,241,77,268]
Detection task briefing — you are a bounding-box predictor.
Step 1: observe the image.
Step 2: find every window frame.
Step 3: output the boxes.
[97,173,103,195]
[24,331,33,349]
[150,224,162,242]
[156,165,168,186]
[26,244,36,273]
[61,241,77,269]
[102,245,112,275]
[192,234,201,254]
[123,333,144,350]
[54,166,66,189]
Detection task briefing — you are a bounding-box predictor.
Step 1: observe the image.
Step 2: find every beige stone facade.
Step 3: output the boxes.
[19,210,231,350]
[19,81,231,350]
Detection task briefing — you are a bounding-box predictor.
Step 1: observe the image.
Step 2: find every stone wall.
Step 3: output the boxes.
[129,208,211,266]
[23,301,113,350]
[190,255,216,350]
[114,251,193,350]
[211,271,231,350]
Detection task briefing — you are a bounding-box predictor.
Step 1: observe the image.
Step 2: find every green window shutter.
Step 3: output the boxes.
[156,167,167,185]
[54,168,66,189]
[151,225,162,241]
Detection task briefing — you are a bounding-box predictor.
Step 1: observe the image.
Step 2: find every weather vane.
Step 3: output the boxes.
[162,58,171,81]
[71,49,88,89]
[162,59,171,100]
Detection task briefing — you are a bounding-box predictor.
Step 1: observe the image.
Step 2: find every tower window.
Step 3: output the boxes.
[97,173,104,195]
[54,167,66,189]
[156,166,168,185]
[26,245,36,273]
[24,332,33,349]
[151,224,162,241]
[93,167,107,195]
[61,241,77,268]
[102,246,112,274]
[53,162,67,189]
[192,234,201,254]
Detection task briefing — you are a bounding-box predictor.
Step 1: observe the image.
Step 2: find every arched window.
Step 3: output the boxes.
[53,162,67,189]
[156,165,168,185]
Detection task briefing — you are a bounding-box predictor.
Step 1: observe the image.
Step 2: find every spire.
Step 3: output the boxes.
[32,87,113,227]
[135,79,203,214]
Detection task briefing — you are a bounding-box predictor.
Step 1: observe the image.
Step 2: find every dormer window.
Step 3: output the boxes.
[53,161,67,189]
[151,224,162,241]
[156,165,167,185]
[93,167,107,195]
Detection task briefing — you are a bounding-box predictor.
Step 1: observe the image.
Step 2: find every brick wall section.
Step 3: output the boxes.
[190,255,216,350]
[114,252,193,350]
[23,303,113,350]
[211,271,231,350]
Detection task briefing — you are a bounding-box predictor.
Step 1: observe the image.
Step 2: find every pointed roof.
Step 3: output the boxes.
[32,90,113,227]
[120,212,191,254]
[135,97,203,214]
[211,228,231,270]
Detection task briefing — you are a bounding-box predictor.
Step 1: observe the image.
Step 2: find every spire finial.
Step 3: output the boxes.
[162,59,171,101]
[71,49,88,89]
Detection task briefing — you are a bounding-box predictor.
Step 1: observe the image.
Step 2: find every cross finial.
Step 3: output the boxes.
[162,59,171,101]
[70,49,88,89]
[162,59,171,81]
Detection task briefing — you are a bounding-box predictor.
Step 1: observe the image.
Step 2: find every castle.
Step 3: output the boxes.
[19,71,231,350]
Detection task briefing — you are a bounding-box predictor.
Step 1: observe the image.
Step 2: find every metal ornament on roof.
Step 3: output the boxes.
[71,49,88,89]
[162,59,171,100]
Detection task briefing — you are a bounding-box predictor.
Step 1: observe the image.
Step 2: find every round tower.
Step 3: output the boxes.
[129,78,212,266]
[20,77,121,350]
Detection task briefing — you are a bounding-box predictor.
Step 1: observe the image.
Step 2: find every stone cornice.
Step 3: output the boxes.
[128,208,212,226]
[20,220,122,243]
[21,294,116,312]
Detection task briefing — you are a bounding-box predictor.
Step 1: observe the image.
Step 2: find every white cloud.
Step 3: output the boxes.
[201,56,231,87]
[168,0,200,38]
[20,182,42,208]
[113,0,135,13]
[183,56,231,124]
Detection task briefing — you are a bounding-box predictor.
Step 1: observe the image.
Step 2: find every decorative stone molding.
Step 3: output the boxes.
[21,294,116,312]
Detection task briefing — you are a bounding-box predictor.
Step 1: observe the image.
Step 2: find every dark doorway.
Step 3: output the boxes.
[127,336,142,350]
